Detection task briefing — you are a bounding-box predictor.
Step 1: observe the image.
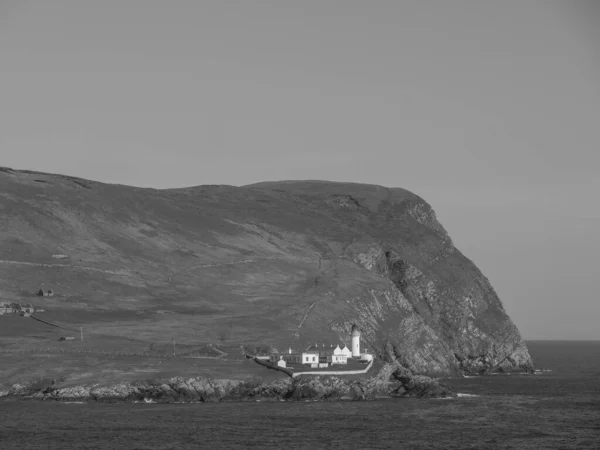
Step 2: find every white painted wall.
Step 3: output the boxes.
[302,352,319,364]
[352,334,360,357]
[292,360,374,378]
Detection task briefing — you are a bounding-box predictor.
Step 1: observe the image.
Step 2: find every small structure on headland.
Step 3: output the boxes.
[269,347,320,368]
[0,302,11,315]
[37,289,54,297]
[360,352,374,362]
[0,302,35,316]
[304,343,352,365]
[277,359,287,368]
[20,304,35,317]
[268,324,373,370]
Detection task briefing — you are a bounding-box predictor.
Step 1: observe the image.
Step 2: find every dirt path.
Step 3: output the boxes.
[0,348,229,360]
[1,256,314,282]
[0,259,128,275]
[298,302,318,329]
[206,344,227,358]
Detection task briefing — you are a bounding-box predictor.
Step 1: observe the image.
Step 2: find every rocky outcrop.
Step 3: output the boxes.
[336,237,534,376]
[286,360,453,401]
[1,360,453,403]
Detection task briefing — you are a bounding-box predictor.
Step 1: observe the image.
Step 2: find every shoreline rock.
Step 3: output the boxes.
[1,361,454,403]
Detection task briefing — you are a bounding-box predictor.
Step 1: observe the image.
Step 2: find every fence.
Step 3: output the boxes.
[247,355,374,378]
[246,354,294,378]
[0,348,218,360]
[292,360,374,378]
[30,315,68,329]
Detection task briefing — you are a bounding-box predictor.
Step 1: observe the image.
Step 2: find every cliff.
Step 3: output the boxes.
[0,168,533,379]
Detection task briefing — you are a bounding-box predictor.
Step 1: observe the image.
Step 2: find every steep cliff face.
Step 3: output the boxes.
[338,242,533,375]
[0,169,533,378]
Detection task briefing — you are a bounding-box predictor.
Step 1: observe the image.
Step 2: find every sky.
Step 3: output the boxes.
[1,0,599,340]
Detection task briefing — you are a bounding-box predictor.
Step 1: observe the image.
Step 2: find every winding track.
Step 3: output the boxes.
[0,259,127,275]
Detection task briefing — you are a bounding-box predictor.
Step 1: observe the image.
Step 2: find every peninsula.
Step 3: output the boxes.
[0,167,533,401]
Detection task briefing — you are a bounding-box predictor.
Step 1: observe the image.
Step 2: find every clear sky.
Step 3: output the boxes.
[1,1,599,339]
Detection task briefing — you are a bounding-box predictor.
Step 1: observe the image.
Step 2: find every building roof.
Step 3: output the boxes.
[270,351,303,357]
[305,343,348,354]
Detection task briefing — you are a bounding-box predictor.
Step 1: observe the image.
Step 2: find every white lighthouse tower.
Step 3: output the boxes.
[351,324,361,358]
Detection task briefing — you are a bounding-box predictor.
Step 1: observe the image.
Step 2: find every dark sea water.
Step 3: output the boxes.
[1,341,599,449]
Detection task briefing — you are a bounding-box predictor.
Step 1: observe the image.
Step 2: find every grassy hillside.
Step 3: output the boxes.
[0,167,532,386]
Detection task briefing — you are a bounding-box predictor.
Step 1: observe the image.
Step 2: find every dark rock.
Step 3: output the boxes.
[4,359,455,403]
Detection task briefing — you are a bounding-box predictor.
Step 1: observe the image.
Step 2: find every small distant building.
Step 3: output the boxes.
[47,290,54,297]
[268,331,374,370]
[1,302,35,317]
[20,304,35,317]
[59,336,75,341]
[38,289,54,297]
[330,345,348,365]
[269,348,320,367]
[360,352,374,362]
[302,352,319,365]
[305,343,352,365]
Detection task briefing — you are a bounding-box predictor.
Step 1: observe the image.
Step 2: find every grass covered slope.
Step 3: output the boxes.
[0,167,533,379]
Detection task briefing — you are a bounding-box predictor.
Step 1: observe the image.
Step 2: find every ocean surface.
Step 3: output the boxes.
[1,341,599,449]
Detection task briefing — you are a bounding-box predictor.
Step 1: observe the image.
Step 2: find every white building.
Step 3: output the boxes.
[340,345,352,358]
[302,352,319,365]
[269,350,319,366]
[351,324,361,357]
[331,345,348,364]
[0,302,10,315]
[269,330,374,370]
[361,352,374,362]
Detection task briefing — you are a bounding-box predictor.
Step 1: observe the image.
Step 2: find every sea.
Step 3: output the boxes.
[1,341,598,450]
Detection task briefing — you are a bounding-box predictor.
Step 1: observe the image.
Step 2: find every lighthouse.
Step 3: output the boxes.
[351,324,361,357]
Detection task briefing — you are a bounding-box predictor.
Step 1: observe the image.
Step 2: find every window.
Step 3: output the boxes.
[312,356,316,362]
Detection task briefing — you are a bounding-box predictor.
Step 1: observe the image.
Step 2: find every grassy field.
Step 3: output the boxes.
[0,315,287,390]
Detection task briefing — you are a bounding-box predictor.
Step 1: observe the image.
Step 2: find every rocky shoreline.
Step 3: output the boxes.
[0,361,454,403]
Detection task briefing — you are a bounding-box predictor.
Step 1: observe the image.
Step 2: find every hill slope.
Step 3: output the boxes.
[0,167,533,376]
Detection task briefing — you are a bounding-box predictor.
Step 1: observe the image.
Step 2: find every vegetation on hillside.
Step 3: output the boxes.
[0,168,533,387]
